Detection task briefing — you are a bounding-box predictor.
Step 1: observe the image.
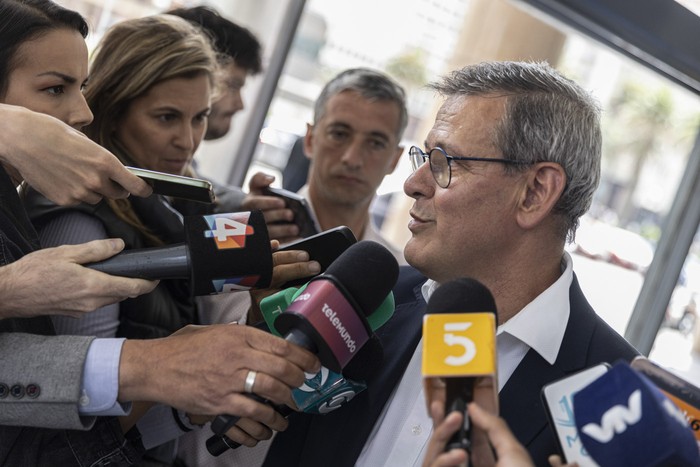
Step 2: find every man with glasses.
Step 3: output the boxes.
[265,61,638,466]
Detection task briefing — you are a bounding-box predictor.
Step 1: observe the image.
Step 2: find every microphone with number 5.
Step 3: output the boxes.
[422,277,498,454]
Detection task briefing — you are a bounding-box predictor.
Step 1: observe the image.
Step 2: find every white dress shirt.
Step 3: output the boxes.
[357,253,574,466]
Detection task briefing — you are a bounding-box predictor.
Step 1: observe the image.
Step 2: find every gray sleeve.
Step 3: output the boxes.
[212,183,246,213]
[0,332,96,429]
[38,210,120,338]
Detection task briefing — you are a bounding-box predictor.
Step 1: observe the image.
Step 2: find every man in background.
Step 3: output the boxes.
[175,67,409,467]
[168,6,262,141]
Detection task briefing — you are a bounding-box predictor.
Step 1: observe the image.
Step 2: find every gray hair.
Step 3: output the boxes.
[313,68,408,141]
[429,61,601,241]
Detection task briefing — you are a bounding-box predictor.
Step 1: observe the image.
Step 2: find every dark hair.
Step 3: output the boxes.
[0,0,88,97]
[168,6,262,74]
[314,68,409,141]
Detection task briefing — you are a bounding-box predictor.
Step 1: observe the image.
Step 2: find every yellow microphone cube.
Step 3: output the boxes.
[422,313,497,378]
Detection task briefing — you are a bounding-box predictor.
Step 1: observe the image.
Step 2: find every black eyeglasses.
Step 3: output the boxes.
[408,146,529,188]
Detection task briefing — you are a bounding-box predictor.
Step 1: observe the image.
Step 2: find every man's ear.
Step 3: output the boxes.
[516,162,567,230]
[303,123,314,161]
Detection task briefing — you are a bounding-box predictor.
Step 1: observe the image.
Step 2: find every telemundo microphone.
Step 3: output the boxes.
[86,210,273,295]
[422,277,498,454]
[259,281,395,414]
[573,361,700,467]
[207,241,399,453]
[205,281,395,456]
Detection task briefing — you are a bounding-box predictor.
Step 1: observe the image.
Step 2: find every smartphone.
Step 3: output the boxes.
[541,363,610,466]
[262,186,320,238]
[279,226,357,287]
[127,166,214,203]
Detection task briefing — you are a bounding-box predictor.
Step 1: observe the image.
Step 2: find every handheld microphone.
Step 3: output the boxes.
[573,361,700,467]
[422,278,498,454]
[258,281,394,414]
[631,356,700,446]
[207,241,399,452]
[541,363,611,466]
[86,211,273,295]
[204,336,383,457]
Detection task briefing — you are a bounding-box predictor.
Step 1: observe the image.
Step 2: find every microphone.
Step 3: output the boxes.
[257,281,394,415]
[573,361,700,467]
[208,241,399,450]
[205,335,384,457]
[272,240,399,372]
[631,356,700,446]
[86,211,273,295]
[422,278,498,454]
[541,363,611,466]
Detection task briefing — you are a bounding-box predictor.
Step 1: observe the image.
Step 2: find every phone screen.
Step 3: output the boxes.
[127,166,214,203]
[279,226,357,287]
[263,187,320,237]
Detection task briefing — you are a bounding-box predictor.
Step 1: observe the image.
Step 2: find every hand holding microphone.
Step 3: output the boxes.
[86,210,273,295]
[207,241,399,454]
[422,277,499,464]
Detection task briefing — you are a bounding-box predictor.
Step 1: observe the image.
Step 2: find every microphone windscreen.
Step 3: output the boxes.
[426,277,497,320]
[573,361,700,467]
[325,240,399,316]
[186,210,273,295]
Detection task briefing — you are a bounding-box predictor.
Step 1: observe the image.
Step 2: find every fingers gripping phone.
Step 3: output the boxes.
[262,186,321,238]
[127,166,214,203]
[279,226,357,287]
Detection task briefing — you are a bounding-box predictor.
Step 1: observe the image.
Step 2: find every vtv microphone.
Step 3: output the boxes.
[86,211,273,295]
[208,241,399,450]
[422,277,498,454]
[573,361,700,467]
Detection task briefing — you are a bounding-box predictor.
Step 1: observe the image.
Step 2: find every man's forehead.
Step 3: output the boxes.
[426,95,505,151]
[320,91,402,136]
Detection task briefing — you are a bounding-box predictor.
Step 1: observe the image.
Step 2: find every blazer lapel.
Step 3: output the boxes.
[500,275,596,448]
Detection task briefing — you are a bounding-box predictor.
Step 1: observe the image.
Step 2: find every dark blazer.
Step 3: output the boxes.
[264,267,639,467]
[0,166,145,465]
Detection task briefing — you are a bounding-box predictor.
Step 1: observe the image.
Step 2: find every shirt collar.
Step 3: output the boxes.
[421,253,573,365]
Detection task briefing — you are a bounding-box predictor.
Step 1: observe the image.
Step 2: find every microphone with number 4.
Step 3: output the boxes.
[87,210,273,295]
[422,277,498,454]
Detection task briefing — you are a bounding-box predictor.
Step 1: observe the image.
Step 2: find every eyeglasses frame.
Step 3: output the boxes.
[408,145,531,188]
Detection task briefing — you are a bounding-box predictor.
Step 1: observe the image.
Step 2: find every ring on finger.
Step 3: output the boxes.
[244,370,257,394]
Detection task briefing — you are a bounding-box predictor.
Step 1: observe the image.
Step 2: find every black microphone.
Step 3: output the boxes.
[86,210,273,295]
[273,240,398,371]
[422,278,498,454]
[208,241,399,448]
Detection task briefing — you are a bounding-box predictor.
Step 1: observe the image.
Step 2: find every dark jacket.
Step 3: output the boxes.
[264,267,640,467]
[24,189,198,338]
